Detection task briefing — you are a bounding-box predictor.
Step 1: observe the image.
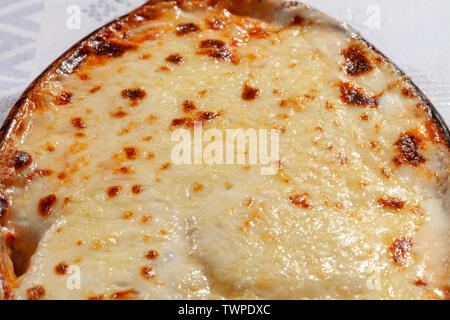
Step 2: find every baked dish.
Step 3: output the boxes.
[0,0,448,300]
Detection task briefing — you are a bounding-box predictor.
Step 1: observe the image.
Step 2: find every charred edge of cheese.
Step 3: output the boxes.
[355,34,450,149]
[0,0,448,299]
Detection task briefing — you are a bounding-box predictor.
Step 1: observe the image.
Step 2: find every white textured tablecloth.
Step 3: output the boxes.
[0,0,449,124]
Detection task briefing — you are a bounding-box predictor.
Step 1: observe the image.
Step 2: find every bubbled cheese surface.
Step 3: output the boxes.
[0,1,448,300]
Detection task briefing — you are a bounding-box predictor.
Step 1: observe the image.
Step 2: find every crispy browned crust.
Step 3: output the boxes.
[0,0,448,299]
[0,0,447,148]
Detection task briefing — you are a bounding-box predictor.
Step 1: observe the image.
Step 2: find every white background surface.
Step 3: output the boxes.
[0,0,449,124]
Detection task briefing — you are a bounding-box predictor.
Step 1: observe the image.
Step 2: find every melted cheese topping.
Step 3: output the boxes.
[0,1,448,300]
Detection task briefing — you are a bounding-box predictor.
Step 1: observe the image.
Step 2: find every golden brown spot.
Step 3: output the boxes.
[122,211,133,219]
[245,198,255,208]
[206,17,224,30]
[424,120,446,144]
[341,45,372,76]
[89,85,102,94]
[145,250,159,260]
[340,82,379,107]
[289,193,313,208]
[146,114,158,125]
[124,147,138,160]
[140,54,152,60]
[325,101,335,111]
[381,167,392,178]
[160,162,171,170]
[370,140,381,151]
[416,102,428,112]
[242,83,260,101]
[335,202,345,210]
[199,39,238,64]
[121,88,146,102]
[12,150,32,170]
[70,142,88,153]
[378,196,405,210]
[401,87,418,98]
[38,194,57,217]
[132,185,144,194]
[91,239,102,250]
[275,126,286,135]
[166,54,184,64]
[57,172,67,180]
[360,180,369,188]
[111,289,137,300]
[46,144,55,152]
[27,285,45,300]
[147,152,155,160]
[183,100,196,113]
[277,113,289,120]
[142,215,152,223]
[55,263,69,275]
[55,92,72,105]
[360,113,369,121]
[337,153,348,165]
[176,23,200,35]
[142,136,153,142]
[111,109,127,118]
[248,27,270,39]
[390,237,412,266]
[196,111,219,122]
[192,182,203,192]
[414,279,427,287]
[393,133,425,167]
[375,56,385,65]
[272,89,282,96]
[171,117,193,127]
[279,95,314,111]
[158,66,171,72]
[113,166,135,175]
[89,36,136,57]
[117,122,136,136]
[197,90,208,98]
[88,295,104,300]
[71,117,86,129]
[107,186,121,198]
[141,266,156,280]
[411,206,424,216]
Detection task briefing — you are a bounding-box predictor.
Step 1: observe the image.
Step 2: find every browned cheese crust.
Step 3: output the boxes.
[0,0,448,300]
